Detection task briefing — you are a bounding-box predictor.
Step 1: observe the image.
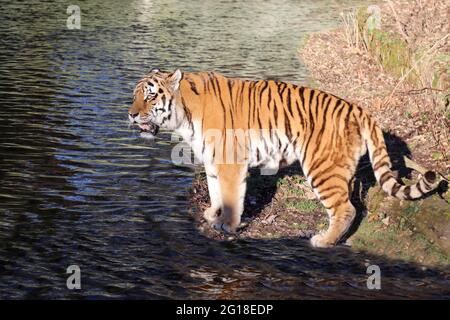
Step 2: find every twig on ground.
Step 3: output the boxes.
[399,87,445,95]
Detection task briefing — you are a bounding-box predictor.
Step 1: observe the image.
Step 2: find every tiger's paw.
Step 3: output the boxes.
[203,207,219,224]
[212,222,235,234]
[211,217,237,234]
[310,233,335,248]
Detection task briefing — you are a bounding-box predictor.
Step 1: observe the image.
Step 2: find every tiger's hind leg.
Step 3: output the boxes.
[310,176,356,248]
[311,199,356,248]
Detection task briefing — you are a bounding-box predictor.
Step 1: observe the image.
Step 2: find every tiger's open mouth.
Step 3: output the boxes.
[138,122,159,136]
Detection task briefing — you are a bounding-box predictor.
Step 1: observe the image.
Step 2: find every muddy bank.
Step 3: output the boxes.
[188,0,449,267]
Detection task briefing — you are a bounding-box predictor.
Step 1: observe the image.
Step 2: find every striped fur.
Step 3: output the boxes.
[128,69,437,248]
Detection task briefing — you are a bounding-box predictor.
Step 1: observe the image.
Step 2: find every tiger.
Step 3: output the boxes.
[128,68,438,248]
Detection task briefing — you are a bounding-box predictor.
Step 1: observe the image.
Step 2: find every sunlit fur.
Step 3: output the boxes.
[129,70,437,248]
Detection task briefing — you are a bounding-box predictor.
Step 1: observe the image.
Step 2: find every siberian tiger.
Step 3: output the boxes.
[128,68,437,248]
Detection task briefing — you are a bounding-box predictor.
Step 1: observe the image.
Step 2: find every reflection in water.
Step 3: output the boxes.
[0,0,449,299]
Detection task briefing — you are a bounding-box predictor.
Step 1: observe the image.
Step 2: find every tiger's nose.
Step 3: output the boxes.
[128,113,140,123]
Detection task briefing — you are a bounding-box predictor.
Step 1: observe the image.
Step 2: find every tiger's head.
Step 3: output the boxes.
[128,68,183,137]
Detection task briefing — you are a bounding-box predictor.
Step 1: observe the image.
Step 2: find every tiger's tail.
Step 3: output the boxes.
[360,112,437,200]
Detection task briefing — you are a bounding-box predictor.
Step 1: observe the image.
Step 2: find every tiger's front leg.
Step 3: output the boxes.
[203,164,222,224]
[210,163,247,234]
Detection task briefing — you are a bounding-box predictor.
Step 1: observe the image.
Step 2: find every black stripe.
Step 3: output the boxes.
[227,79,234,104]
[279,82,287,97]
[374,160,389,171]
[251,81,258,128]
[373,154,389,168]
[274,100,279,125]
[379,171,393,185]
[247,81,254,130]
[344,103,354,125]
[307,95,333,161]
[300,89,317,166]
[311,173,347,189]
[417,181,424,195]
[299,87,306,110]
[328,196,349,210]
[422,177,432,189]
[372,148,383,160]
[267,85,274,130]
[403,186,412,200]
[285,87,293,118]
[166,98,172,121]
[181,97,194,138]
[210,78,227,135]
[391,183,401,197]
[188,79,200,95]
[258,80,269,105]
[295,90,306,130]
[284,113,292,142]
[307,153,334,179]
[370,123,379,146]
[318,185,345,194]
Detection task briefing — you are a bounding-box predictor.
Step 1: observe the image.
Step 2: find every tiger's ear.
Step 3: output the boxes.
[168,69,183,91]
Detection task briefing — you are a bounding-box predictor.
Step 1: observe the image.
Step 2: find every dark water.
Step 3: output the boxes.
[0,0,448,299]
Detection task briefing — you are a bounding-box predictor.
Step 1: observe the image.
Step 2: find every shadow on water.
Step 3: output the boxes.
[57,230,450,299]
[195,236,450,300]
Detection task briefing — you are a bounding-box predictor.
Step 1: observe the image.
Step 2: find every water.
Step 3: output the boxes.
[0,0,448,299]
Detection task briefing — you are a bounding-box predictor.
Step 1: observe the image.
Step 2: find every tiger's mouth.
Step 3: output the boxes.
[138,122,159,136]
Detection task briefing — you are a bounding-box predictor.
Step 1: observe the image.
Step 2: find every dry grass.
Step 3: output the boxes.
[340,10,360,49]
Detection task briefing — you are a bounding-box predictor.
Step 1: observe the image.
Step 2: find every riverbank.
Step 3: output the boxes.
[189,0,449,267]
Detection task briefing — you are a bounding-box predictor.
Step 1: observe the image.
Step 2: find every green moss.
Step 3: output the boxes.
[353,217,450,266]
[276,175,307,197]
[355,6,418,84]
[354,185,450,267]
[431,152,444,161]
[285,199,320,212]
[372,31,415,81]
[405,202,421,215]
